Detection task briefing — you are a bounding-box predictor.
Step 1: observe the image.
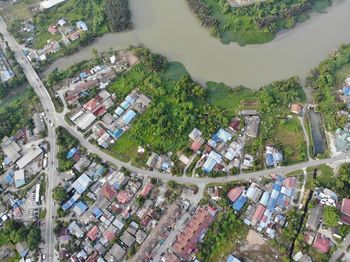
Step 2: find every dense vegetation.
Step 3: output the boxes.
[57,126,79,172]
[0,220,41,251]
[52,186,68,202]
[107,48,229,161]
[105,0,133,32]
[187,0,332,45]
[0,89,39,140]
[196,209,247,261]
[307,43,350,131]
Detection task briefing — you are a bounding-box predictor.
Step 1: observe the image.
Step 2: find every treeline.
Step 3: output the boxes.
[307,44,350,131]
[105,0,133,32]
[186,0,217,29]
[0,90,38,140]
[57,126,79,172]
[0,220,41,251]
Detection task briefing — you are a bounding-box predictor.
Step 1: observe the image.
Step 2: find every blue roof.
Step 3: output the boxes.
[93,166,105,178]
[4,157,11,165]
[125,95,135,104]
[214,128,232,143]
[267,198,277,212]
[66,147,77,159]
[227,255,240,262]
[80,72,88,79]
[113,182,120,190]
[277,193,286,208]
[120,100,130,110]
[114,107,124,116]
[74,201,88,213]
[122,110,136,125]
[15,178,25,188]
[266,153,274,167]
[62,194,80,211]
[273,183,282,192]
[161,162,170,171]
[92,207,103,218]
[203,157,216,174]
[6,173,14,184]
[108,128,123,139]
[260,192,270,206]
[343,86,350,96]
[232,195,247,212]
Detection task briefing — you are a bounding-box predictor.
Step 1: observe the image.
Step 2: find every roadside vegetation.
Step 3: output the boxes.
[186,0,332,45]
[56,126,79,172]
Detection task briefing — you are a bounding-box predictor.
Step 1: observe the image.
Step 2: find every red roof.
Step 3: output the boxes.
[229,118,240,131]
[139,183,154,198]
[341,198,350,216]
[227,186,244,202]
[312,233,330,253]
[48,26,57,35]
[86,251,99,262]
[103,230,115,241]
[84,98,99,111]
[101,184,117,200]
[87,226,99,241]
[283,177,296,188]
[172,207,214,260]
[117,190,131,204]
[190,137,204,152]
[252,204,265,223]
[92,105,107,116]
[341,214,350,225]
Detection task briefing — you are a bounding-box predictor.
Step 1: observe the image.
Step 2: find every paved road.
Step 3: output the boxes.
[330,234,350,262]
[0,17,58,262]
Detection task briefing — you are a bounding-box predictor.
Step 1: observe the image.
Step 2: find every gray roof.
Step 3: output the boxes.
[108,243,126,261]
[306,205,323,231]
[2,139,21,163]
[120,231,136,247]
[16,145,42,169]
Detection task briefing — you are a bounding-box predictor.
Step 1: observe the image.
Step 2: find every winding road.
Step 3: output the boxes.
[1,14,350,262]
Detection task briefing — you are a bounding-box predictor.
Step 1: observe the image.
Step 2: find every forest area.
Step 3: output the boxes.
[186,0,332,45]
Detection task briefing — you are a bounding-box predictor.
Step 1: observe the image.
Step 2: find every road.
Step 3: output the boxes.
[330,234,350,262]
[2,14,350,262]
[0,17,58,261]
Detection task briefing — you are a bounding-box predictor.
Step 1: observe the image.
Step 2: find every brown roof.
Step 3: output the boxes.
[172,207,214,260]
[87,226,99,241]
[139,183,153,198]
[227,186,244,202]
[101,184,117,201]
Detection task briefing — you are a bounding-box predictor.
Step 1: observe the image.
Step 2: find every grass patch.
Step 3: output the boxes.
[274,117,307,164]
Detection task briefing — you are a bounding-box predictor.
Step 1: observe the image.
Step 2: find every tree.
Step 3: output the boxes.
[105,0,133,32]
[323,206,340,227]
[27,226,41,250]
[52,187,67,202]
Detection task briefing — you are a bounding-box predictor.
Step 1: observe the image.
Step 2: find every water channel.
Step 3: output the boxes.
[44,0,350,89]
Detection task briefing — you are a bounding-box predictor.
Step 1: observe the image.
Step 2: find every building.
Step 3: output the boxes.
[101,184,117,201]
[72,201,88,216]
[290,103,303,115]
[245,116,260,138]
[172,207,215,260]
[16,145,43,169]
[312,233,330,253]
[72,174,92,194]
[1,137,21,164]
[15,242,28,257]
[14,169,25,188]
[40,0,67,9]
[120,231,135,247]
[76,21,88,31]
[189,128,202,140]
[87,225,99,241]
[227,186,244,202]
[107,243,126,261]
[68,221,84,238]
[306,205,323,231]
[341,198,350,224]
[121,110,137,125]
[335,128,350,152]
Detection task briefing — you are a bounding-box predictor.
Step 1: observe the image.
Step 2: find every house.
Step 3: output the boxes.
[146,152,159,168]
[335,128,350,152]
[227,255,241,262]
[121,110,137,125]
[72,201,88,216]
[189,128,202,140]
[15,242,28,257]
[76,21,88,31]
[87,225,99,241]
[290,103,303,115]
[341,198,350,224]
[245,116,260,138]
[203,151,223,174]
[16,145,43,169]
[57,18,67,27]
[101,184,117,201]
[107,243,126,261]
[227,186,244,202]
[190,137,205,152]
[139,183,153,198]
[14,170,25,188]
[48,26,57,35]
[229,118,241,131]
[213,128,232,143]
[251,204,266,226]
[1,137,21,163]
[72,174,92,194]
[120,231,135,247]
[312,233,330,253]
[306,205,323,231]
[232,195,247,212]
[68,221,84,238]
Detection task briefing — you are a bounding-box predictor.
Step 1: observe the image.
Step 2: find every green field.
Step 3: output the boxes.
[274,117,307,164]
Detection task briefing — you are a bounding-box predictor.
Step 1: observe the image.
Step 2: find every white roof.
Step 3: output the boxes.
[16,145,42,169]
[40,0,67,9]
[74,111,96,130]
[208,151,222,164]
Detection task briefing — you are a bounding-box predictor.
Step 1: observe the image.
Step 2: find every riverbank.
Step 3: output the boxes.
[42,0,350,90]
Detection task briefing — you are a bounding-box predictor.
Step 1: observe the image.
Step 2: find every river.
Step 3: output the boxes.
[44,0,350,89]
